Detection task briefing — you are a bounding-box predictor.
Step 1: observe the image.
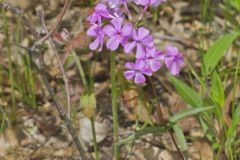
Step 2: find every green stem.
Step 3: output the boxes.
[91,117,100,160]
[72,51,89,92]
[72,51,99,160]
[111,52,119,160]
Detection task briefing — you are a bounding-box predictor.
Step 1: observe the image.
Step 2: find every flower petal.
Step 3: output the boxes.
[106,36,121,51]
[136,43,146,59]
[150,60,161,72]
[122,23,132,36]
[89,37,100,50]
[87,13,98,24]
[125,62,136,70]
[121,36,129,46]
[96,3,108,12]
[99,10,110,18]
[146,47,156,57]
[124,41,136,53]
[132,29,138,40]
[135,0,148,6]
[97,15,103,25]
[154,51,165,60]
[86,25,97,36]
[98,38,104,51]
[142,68,152,76]
[138,27,150,40]
[124,71,135,80]
[150,0,163,6]
[111,17,123,31]
[141,35,154,48]
[134,72,146,84]
[166,45,179,56]
[103,25,116,37]
[135,60,146,70]
[169,61,181,75]
[164,56,174,68]
[177,56,184,65]
[95,4,110,19]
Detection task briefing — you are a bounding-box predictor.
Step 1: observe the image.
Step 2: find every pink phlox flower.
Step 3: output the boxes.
[124,27,154,59]
[124,60,152,84]
[87,24,105,51]
[103,17,133,51]
[144,47,164,72]
[164,45,183,75]
[87,3,111,25]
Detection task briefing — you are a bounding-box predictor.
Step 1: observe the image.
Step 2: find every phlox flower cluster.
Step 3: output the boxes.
[86,0,183,84]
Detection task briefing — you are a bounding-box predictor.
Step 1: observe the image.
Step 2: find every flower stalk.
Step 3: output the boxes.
[111,52,119,160]
[72,51,99,160]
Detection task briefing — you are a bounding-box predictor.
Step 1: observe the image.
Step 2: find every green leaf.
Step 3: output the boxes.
[231,0,240,11]
[203,33,239,75]
[173,124,188,157]
[199,117,213,142]
[210,72,225,107]
[118,126,167,146]
[81,93,96,118]
[169,75,203,108]
[169,106,215,123]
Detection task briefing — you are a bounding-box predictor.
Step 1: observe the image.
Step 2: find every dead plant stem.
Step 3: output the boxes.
[38,10,71,118]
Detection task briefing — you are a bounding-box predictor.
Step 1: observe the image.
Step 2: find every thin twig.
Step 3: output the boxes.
[37,10,71,118]
[35,0,70,45]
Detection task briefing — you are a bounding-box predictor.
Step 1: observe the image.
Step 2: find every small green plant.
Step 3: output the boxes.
[1,4,37,116]
[170,32,240,159]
